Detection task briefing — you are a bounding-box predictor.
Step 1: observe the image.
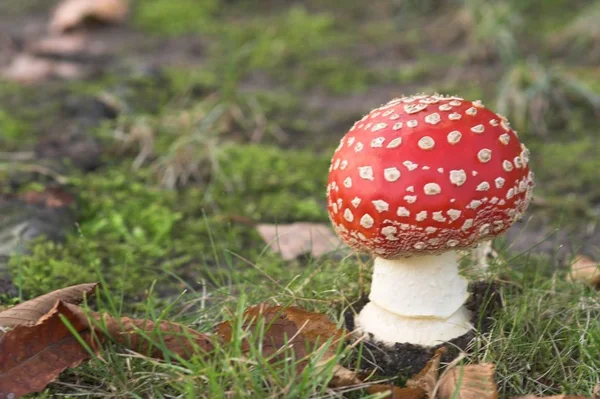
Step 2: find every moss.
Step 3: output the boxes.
[134,0,219,36]
[10,144,331,300]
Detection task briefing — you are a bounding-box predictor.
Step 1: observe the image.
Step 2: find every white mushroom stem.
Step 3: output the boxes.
[356,251,472,346]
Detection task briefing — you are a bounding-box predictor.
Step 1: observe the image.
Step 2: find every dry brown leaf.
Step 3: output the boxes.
[437,363,497,399]
[50,0,129,32]
[406,347,446,396]
[1,54,85,84]
[365,384,427,399]
[594,383,600,398]
[19,187,76,208]
[0,282,98,334]
[567,255,600,288]
[328,364,362,388]
[0,300,96,398]
[0,300,213,398]
[511,396,588,399]
[216,304,344,373]
[256,223,344,260]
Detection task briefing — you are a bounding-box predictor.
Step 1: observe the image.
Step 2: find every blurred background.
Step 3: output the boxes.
[0,0,598,297]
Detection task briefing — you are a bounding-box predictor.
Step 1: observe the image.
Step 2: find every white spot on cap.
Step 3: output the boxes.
[462,219,473,230]
[466,107,477,116]
[332,203,337,213]
[495,177,505,188]
[407,120,418,128]
[432,211,446,222]
[382,109,394,117]
[358,166,374,180]
[387,137,402,148]
[418,136,435,150]
[471,124,485,134]
[372,123,387,132]
[478,149,492,163]
[503,160,514,172]
[384,167,401,182]
[416,211,427,221]
[437,168,444,173]
[439,104,452,111]
[413,242,426,249]
[404,195,417,203]
[343,209,354,222]
[476,181,490,191]
[472,171,478,176]
[448,112,462,120]
[343,177,352,188]
[422,166,430,170]
[426,227,438,233]
[447,239,459,247]
[499,133,510,145]
[404,103,427,114]
[340,160,348,170]
[355,142,364,152]
[470,200,482,209]
[449,100,462,106]
[371,137,385,148]
[397,207,410,217]
[490,119,499,126]
[479,223,491,235]
[447,209,461,221]
[333,159,340,170]
[447,130,462,144]
[392,122,403,130]
[360,214,374,228]
[347,137,355,146]
[424,183,441,195]
[449,169,467,186]
[506,188,515,199]
[372,200,389,213]
[390,114,400,121]
[424,113,441,125]
[403,161,418,171]
[472,100,484,108]
[382,226,397,235]
[351,197,361,208]
[406,186,414,192]
[514,156,523,169]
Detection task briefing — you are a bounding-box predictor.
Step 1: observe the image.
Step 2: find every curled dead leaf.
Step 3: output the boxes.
[0,282,98,335]
[437,363,497,399]
[0,300,213,398]
[19,187,76,208]
[216,304,344,373]
[567,255,600,288]
[365,384,427,399]
[256,223,344,260]
[406,347,446,396]
[511,396,588,399]
[50,0,129,33]
[1,54,85,84]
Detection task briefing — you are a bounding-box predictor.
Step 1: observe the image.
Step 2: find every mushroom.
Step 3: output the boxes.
[327,94,534,347]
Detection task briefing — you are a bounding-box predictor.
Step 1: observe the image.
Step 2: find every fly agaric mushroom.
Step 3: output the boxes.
[327,94,534,346]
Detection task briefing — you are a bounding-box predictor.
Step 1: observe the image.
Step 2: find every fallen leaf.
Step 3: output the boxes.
[328,364,362,388]
[406,347,446,396]
[50,0,129,33]
[0,300,213,398]
[511,396,588,399]
[0,282,98,334]
[216,304,345,373]
[567,255,600,288]
[365,384,426,399]
[19,187,76,208]
[256,223,344,260]
[1,53,85,84]
[594,384,600,399]
[0,300,96,398]
[437,363,497,399]
[28,34,89,56]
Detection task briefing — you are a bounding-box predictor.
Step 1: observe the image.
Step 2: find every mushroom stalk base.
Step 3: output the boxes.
[356,252,472,346]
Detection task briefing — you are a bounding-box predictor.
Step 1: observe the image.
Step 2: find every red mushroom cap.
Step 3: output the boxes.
[327,94,534,258]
